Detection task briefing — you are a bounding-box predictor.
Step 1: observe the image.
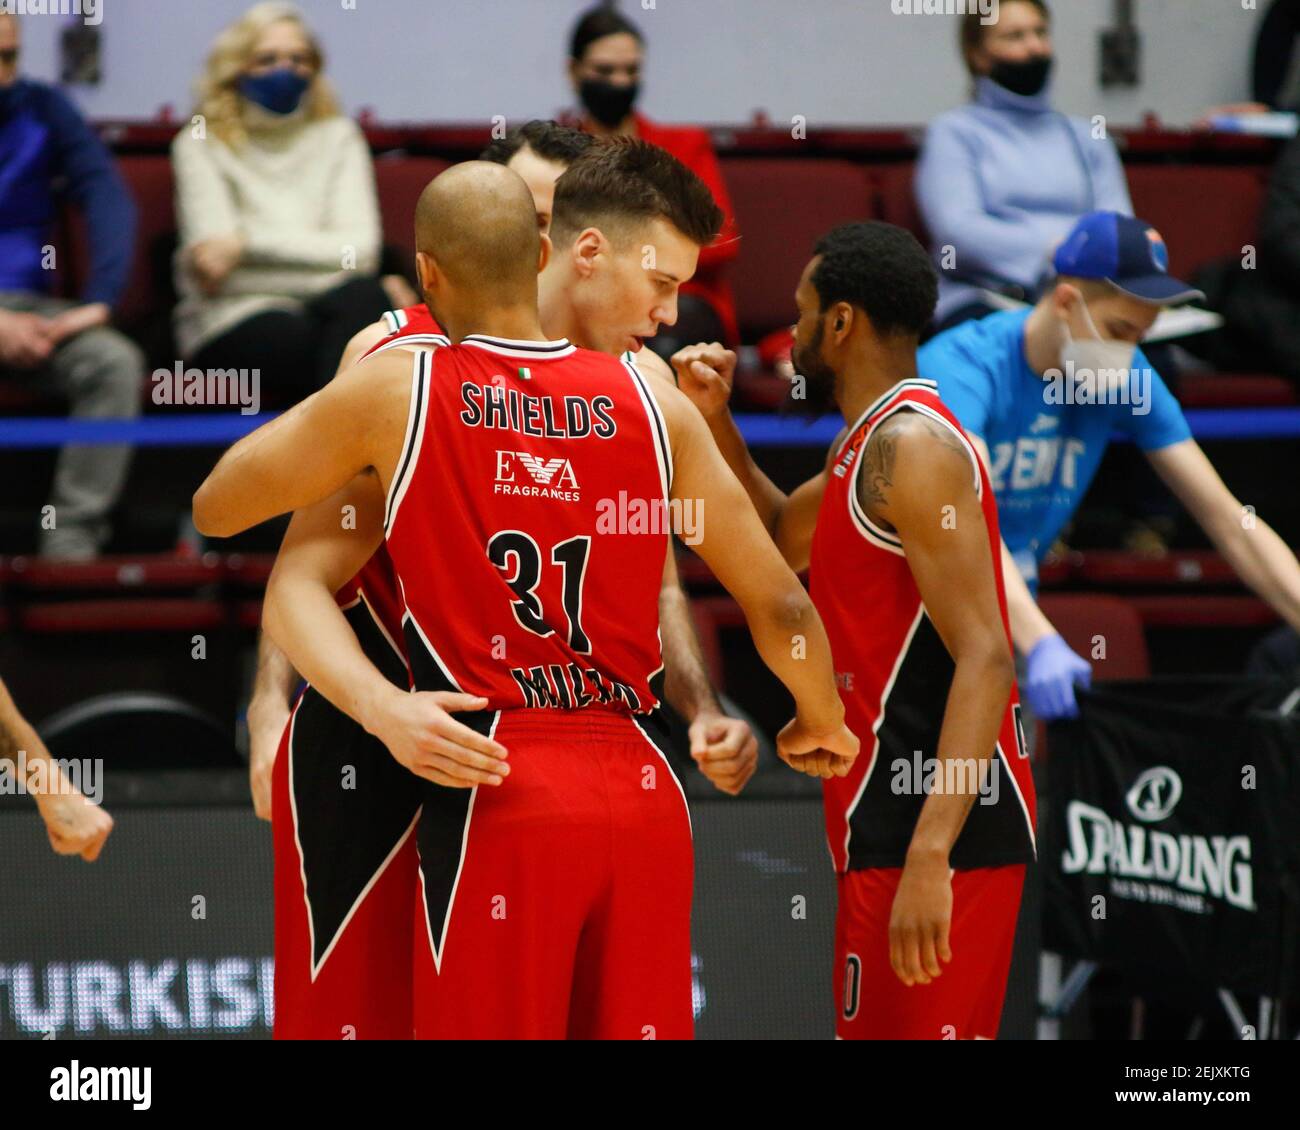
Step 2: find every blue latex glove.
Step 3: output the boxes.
[1023,633,1093,720]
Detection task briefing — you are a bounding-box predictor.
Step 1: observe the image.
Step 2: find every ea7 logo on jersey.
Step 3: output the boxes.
[495,450,580,501]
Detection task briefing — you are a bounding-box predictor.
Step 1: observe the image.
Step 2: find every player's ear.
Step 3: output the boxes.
[572,228,602,279]
[832,303,853,341]
[537,232,553,275]
[414,251,437,295]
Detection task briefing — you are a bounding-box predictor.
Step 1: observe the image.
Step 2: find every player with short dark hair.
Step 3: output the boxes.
[672,220,1037,1039]
[194,160,857,1039]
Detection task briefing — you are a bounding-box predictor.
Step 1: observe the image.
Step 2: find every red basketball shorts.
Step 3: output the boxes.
[410,708,694,1040]
[272,685,423,1040]
[834,863,1025,1040]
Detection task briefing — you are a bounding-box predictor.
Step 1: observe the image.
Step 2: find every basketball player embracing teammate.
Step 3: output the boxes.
[195,149,858,1038]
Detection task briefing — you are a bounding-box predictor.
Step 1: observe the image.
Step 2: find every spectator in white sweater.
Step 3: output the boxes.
[172,2,408,403]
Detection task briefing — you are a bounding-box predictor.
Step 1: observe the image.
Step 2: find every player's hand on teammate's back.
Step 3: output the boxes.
[775,716,859,780]
[688,710,758,795]
[670,342,737,420]
[888,851,953,987]
[36,788,114,861]
[365,688,510,789]
[1022,632,1093,720]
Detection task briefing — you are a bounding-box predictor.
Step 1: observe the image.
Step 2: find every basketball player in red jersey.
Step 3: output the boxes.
[194,156,857,1039]
[673,222,1037,1039]
[246,122,597,820]
[251,129,758,1040]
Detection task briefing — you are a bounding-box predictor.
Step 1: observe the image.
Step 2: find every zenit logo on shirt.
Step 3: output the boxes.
[494,450,580,501]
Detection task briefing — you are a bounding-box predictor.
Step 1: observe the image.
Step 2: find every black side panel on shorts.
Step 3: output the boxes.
[290,601,422,969]
[415,783,474,964]
[402,618,496,737]
[847,615,1035,871]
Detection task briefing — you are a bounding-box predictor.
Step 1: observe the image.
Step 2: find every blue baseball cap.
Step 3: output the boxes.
[1052,211,1204,305]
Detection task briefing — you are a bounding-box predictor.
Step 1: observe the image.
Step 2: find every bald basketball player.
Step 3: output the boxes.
[195,158,857,1039]
[248,123,753,820]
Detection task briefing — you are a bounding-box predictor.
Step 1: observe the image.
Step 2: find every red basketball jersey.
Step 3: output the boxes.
[331,308,451,634]
[384,336,671,720]
[810,378,1038,873]
[378,304,443,342]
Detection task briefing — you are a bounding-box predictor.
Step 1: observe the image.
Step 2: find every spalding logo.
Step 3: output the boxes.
[1125,766,1182,823]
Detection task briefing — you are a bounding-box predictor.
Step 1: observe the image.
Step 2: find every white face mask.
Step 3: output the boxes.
[1059,300,1136,393]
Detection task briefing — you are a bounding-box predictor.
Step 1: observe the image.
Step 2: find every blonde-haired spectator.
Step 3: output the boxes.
[172,3,410,402]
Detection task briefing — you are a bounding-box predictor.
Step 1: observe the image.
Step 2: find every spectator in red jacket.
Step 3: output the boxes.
[563,5,740,358]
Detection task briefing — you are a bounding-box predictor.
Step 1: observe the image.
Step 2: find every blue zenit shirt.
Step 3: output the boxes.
[917,309,1191,591]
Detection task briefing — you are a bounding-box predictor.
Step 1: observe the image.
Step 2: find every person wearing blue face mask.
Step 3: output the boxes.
[171,2,408,401]
[919,211,1300,723]
[915,0,1135,334]
[0,10,142,560]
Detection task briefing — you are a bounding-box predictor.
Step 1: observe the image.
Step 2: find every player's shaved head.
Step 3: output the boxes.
[415,161,541,299]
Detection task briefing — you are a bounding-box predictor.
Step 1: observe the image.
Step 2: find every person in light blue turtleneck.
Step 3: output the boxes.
[916,0,1133,332]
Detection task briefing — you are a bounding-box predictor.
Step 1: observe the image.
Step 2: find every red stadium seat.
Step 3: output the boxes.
[64,154,176,333]
[1125,165,1267,282]
[374,156,449,273]
[873,162,929,246]
[1037,593,1150,681]
[721,158,875,337]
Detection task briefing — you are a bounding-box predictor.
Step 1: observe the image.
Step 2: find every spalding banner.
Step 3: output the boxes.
[1044,680,1300,999]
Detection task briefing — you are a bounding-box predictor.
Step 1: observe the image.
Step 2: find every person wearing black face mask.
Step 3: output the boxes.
[565,5,742,361]
[915,0,1134,335]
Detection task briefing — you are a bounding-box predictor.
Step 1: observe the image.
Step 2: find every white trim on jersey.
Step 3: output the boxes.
[847,442,906,557]
[366,332,448,359]
[384,351,431,536]
[840,604,926,868]
[840,377,939,445]
[992,738,1039,859]
[459,334,577,361]
[381,309,405,335]
[621,354,674,502]
[338,589,412,681]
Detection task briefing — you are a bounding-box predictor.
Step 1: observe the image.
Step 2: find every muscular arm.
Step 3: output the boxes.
[262,474,509,788]
[1149,439,1300,633]
[192,349,413,537]
[653,378,853,768]
[666,342,830,570]
[658,549,720,720]
[869,414,1016,858]
[863,413,1016,986]
[0,678,113,860]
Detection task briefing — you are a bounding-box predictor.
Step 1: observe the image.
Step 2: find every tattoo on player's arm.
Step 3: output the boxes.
[859,427,897,515]
[857,410,971,523]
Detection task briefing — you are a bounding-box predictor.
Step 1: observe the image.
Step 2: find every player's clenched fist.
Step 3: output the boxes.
[776,716,859,780]
[670,341,737,420]
[36,789,114,861]
[688,709,758,796]
[364,688,510,789]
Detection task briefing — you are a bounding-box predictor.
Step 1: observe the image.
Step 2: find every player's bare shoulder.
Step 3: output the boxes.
[626,348,698,448]
[857,407,974,523]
